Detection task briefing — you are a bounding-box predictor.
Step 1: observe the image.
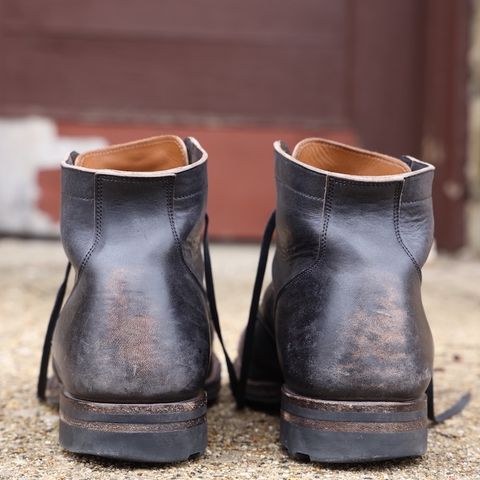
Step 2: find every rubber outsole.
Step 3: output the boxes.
[280,386,428,463]
[59,390,208,463]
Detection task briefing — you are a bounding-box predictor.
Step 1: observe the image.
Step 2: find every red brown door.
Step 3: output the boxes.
[0,0,469,248]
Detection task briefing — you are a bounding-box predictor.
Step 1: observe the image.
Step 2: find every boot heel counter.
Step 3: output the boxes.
[55,166,212,403]
[275,176,434,402]
[52,273,211,403]
[276,263,434,402]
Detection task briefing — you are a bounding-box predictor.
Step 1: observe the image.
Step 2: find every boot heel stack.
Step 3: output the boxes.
[59,390,207,463]
[280,386,428,463]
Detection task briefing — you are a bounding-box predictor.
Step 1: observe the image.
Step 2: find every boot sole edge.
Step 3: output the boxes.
[59,390,207,463]
[280,386,428,463]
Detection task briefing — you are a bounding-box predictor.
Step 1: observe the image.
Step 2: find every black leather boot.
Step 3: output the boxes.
[37,135,229,463]
[236,138,470,463]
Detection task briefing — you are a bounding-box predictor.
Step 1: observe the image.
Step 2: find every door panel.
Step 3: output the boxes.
[0,0,468,248]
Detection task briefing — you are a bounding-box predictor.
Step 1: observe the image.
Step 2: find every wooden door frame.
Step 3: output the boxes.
[421,0,471,251]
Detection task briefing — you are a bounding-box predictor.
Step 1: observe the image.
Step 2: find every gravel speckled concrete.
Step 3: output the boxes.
[0,240,479,479]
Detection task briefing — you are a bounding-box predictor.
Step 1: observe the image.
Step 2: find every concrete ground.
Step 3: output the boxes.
[0,240,479,480]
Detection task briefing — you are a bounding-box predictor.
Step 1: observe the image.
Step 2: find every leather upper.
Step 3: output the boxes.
[52,137,212,403]
[248,139,435,402]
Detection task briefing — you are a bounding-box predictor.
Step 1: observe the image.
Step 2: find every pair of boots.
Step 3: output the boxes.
[38,135,469,464]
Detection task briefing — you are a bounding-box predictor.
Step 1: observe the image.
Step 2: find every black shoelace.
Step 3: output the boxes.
[37,261,72,400]
[37,214,237,401]
[235,210,471,421]
[235,211,276,407]
[203,214,238,396]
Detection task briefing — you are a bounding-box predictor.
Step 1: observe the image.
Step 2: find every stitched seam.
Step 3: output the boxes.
[401,197,432,204]
[275,177,334,305]
[166,180,182,248]
[175,190,204,200]
[78,176,171,274]
[166,179,206,294]
[63,194,93,201]
[276,178,324,201]
[329,179,398,187]
[79,177,103,274]
[394,183,422,278]
[100,177,170,184]
[318,178,334,257]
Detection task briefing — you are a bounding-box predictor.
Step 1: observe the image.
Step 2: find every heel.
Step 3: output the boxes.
[280,386,428,463]
[59,390,207,462]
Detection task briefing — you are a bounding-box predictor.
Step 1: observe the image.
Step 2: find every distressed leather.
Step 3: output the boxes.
[52,137,214,403]
[245,139,435,402]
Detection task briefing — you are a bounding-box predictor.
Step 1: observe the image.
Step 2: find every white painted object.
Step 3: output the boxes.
[0,116,106,236]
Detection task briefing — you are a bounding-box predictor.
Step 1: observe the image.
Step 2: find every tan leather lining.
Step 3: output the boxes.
[75,135,188,171]
[292,139,410,176]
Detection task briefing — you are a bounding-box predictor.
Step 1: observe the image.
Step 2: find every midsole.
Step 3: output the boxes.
[59,390,207,433]
[60,411,205,433]
[281,386,427,432]
[281,411,426,433]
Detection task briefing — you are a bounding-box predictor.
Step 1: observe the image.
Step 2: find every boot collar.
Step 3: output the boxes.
[274,139,434,183]
[62,136,207,178]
